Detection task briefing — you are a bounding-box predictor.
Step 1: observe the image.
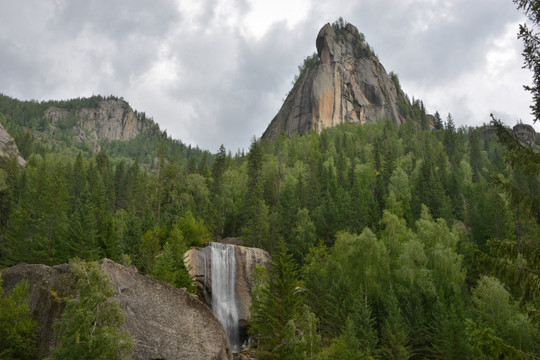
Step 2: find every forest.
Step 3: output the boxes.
[0,97,538,358]
[1,0,539,357]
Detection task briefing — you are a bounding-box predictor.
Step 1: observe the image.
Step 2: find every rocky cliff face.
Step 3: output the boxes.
[0,259,233,360]
[0,122,25,166]
[263,22,407,139]
[185,242,271,335]
[513,123,538,147]
[44,99,157,151]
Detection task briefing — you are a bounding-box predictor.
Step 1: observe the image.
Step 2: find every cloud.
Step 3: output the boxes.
[0,0,537,152]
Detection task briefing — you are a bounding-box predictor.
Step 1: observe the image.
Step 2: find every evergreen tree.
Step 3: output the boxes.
[0,276,37,360]
[444,113,457,162]
[514,0,540,121]
[212,144,227,237]
[379,296,411,360]
[152,225,194,292]
[51,260,133,359]
[289,208,317,263]
[64,186,99,262]
[249,239,303,359]
[2,156,69,265]
[433,111,443,130]
[241,139,270,248]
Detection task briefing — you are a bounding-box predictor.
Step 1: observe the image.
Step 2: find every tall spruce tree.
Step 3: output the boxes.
[249,239,303,359]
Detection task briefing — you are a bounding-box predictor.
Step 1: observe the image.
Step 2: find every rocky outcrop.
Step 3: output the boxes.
[0,122,25,166]
[0,259,233,360]
[185,242,271,331]
[44,99,157,152]
[513,123,537,147]
[263,22,408,139]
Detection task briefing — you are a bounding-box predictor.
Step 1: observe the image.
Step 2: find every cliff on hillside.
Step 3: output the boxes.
[43,99,160,152]
[0,259,233,360]
[262,21,409,139]
[513,123,538,148]
[0,122,25,166]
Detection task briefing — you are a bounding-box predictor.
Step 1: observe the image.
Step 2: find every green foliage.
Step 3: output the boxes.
[331,17,374,58]
[471,276,538,352]
[138,226,164,274]
[514,0,540,121]
[293,53,319,84]
[0,276,37,360]
[177,210,210,247]
[249,239,309,359]
[152,225,194,292]
[50,260,132,359]
[289,208,317,263]
[0,68,539,358]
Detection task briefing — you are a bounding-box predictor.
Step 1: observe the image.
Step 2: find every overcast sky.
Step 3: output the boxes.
[0,0,537,152]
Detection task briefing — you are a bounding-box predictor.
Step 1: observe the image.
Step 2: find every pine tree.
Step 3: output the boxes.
[152,225,194,292]
[249,239,302,359]
[433,111,443,130]
[379,296,411,360]
[212,144,227,237]
[289,208,316,263]
[241,139,269,248]
[51,260,133,359]
[0,276,37,360]
[64,186,99,262]
[514,0,540,121]
[444,113,457,162]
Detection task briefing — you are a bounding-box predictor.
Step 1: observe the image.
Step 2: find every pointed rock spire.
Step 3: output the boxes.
[262,21,409,140]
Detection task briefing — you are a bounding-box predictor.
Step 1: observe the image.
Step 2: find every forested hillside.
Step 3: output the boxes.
[0,94,538,357]
[0,93,209,166]
[1,0,540,356]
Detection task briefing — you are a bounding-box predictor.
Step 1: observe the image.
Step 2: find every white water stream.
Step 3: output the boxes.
[209,242,242,352]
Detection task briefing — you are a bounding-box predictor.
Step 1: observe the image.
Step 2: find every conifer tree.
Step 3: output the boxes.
[64,186,99,262]
[0,276,37,360]
[249,239,303,359]
[51,260,132,359]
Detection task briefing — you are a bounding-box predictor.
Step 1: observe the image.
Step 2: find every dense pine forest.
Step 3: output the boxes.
[1,97,539,358]
[1,0,540,357]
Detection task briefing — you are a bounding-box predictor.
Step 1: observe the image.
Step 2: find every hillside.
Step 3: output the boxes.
[0,94,209,166]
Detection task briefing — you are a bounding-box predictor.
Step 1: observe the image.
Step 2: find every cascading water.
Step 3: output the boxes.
[208,242,242,352]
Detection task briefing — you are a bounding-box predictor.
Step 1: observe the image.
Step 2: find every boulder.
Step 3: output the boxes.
[0,259,233,360]
[262,22,408,139]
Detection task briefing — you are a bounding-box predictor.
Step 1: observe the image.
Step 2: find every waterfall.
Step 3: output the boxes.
[209,242,242,352]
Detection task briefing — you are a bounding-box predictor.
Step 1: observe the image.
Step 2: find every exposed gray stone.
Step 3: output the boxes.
[513,123,537,147]
[44,99,158,152]
[262,22,408,139]
[1,259,233,360]
[0,122,26,166]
